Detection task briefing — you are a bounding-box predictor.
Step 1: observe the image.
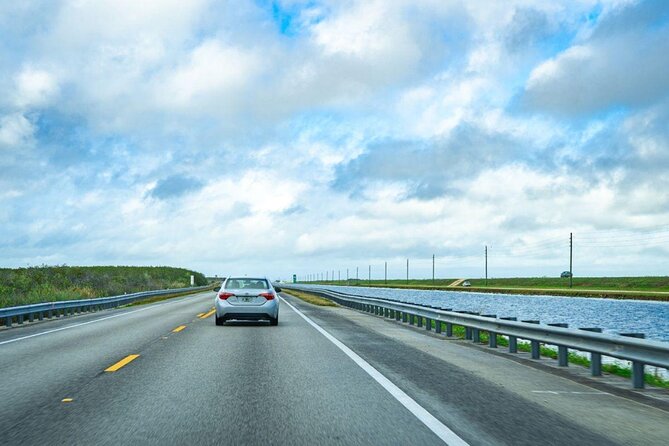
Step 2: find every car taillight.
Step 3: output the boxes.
[218,292,235,300]
[259,292,275,300]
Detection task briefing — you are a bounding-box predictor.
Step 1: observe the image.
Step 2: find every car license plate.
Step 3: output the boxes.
[242,296,253,302]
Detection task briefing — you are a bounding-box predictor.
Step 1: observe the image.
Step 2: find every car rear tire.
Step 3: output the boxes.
[215,315,224,326]
[269,316,278,326]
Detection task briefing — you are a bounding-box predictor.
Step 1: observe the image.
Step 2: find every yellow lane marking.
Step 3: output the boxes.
[62,398,73,403]
[200,309,216,319]
[105,354,140,372]
[172,325,186,333]
[197,312,205,317]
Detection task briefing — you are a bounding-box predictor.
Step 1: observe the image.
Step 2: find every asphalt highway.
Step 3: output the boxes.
[1,291,667,445]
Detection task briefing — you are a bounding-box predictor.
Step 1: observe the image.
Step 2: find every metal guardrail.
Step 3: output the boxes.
[282,284,669,389]
[0,285,215,329]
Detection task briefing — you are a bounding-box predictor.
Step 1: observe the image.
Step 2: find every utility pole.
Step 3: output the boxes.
[485,245,488,286]
[346,268,349,284]
[356,266,359,282]
[406,258,409,284]
[569,232,573,288]
[326,271,329,282]
[338,270,340,282]
[368,265,371,282]
[432,254,435,282]
[384,261,387,285]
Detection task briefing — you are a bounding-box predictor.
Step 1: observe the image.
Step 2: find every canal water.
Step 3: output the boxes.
[298,284,669,342]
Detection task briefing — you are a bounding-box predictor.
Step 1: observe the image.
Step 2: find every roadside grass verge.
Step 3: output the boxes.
[302,277,669,301]
[282,289,337,306]
[0,265,210,309]
[422,318,669,388]
[467,276,669,291]
[124,286,218,308]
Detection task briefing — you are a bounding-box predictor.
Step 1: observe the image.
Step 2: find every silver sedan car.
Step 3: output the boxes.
[214,277,281,326]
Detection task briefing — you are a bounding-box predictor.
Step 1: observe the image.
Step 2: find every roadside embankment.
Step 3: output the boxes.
[301,277,669,301]
[0,265,210,308]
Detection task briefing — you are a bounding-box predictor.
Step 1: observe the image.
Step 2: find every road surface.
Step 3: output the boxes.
[1,290,667,445]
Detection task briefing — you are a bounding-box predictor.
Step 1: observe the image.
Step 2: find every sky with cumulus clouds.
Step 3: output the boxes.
[1,0,669,280]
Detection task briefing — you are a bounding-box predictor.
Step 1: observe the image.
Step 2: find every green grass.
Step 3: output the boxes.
[283,289,337,306]
[0,265,209,308]
[301,276,669,300]
[466,276,669,291]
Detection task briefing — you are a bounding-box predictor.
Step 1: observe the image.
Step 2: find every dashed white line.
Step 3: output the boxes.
[281,296,470,446]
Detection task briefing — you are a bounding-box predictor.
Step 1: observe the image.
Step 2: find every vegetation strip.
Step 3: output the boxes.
[303,277,669,301]
[0,265,210,308]
[282,289,337,306]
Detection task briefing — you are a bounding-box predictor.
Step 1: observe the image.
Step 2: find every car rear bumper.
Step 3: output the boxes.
[215,298,279,320]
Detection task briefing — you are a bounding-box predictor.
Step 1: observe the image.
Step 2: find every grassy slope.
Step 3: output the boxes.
[282,289,336,306]
[467,276,669,291]
[0,266,208,308]
[303,277,669,300]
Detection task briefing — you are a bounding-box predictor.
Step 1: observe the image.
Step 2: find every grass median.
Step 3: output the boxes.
[281,289,337,306]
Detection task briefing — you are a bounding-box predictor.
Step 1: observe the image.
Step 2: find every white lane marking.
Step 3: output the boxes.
[280,296,469,446]
[532,390,611,395]
[0,293,209,346]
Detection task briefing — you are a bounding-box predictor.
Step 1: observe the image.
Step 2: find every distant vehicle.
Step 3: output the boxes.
[214,277,281,326]
[560,271,572,278]
[462,280,471,287]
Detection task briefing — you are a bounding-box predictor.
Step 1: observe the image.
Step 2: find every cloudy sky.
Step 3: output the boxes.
[1,0,668,279]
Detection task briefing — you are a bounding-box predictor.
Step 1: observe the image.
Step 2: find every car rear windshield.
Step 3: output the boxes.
[224,278,269,290]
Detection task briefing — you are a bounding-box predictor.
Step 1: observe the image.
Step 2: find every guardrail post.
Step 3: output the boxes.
[5,317,11,327]
[395,310,401,321]
[548,323,569,366]
[18,314,24,325]
[621,333,646,388]
[28,312,34,322]
[500,317,518,352]
[425,317,431,331]
[579,327,603,376]
[482,315,497,348]
[472,327,481,343]
[402,312,408,323]
[446,323,453,337]
[38,311,44,321]
[417,316,423,328]
[435,320,442,334]
[465,326,472,340]
[522,320,541,359]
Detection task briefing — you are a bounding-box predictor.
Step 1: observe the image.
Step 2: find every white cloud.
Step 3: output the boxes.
[158,40,263,109]
[14,68,58,108]
[0,114,34,148]
[1,0,668,278]
[523,4,669,114]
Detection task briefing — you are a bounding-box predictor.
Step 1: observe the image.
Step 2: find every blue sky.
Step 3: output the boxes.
[1,0,668,279]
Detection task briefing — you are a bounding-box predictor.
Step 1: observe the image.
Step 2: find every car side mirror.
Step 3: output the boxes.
[274,286,282,293]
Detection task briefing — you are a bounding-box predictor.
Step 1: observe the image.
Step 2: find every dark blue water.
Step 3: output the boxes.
[298,284,669,342]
